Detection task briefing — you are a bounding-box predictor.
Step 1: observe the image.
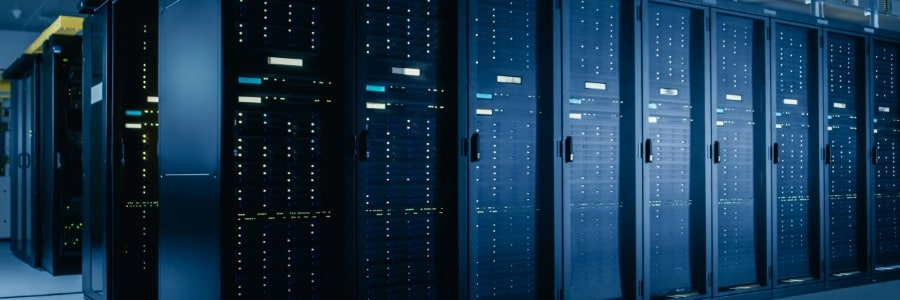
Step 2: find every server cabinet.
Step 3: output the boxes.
[82,0,161,297]
[4,54,41,268]
[709,12,770,295]
[823,30,869,279]
[771,22,824,287]
[561,1,640,299]
[356,0,459,298]
[158,0,349,298]
[38,34,83,276]
[641,2,710,298]
[466,0,554,298]
[872,38,900,273]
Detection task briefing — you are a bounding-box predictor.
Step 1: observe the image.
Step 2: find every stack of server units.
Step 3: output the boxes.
[560,1,639,299]
[158,0,349,298]
[823,28,870,283]
[38,34,83,276]
[4,54,42,269]
[81,0,160,298]
[641,2,710,298]
[356,0,457,298]
[466,0,555,298]
[771,20,824,293]
[709,10,769,296]
[872,32,900,277]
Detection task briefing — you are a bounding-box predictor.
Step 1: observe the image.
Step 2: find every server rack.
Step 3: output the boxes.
[38,34,83,276]
[355,0,459,298]
[871,35,900,276]
[708,10,770,296]
[466,0,556,298]
[641,2,710,298]
[770,20,825,293]
[81,0,161,297]
[4,54,42,268]
[158,0,350,298]
[822,28,871,282]
[560,1,640,299]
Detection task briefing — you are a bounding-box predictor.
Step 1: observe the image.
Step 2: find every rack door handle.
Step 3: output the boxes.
[359,130,369,161]
[644,139,652,163]
[825,144,832,164]
[773,142,779,164]
[713,141,721,164]
[564,136,574,163]
[872,145,877,165]
[471,133,481,162]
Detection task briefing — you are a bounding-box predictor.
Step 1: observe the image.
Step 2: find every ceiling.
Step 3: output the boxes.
[0,0,83,32]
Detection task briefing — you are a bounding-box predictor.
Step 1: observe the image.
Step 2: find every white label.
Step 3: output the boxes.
[784,98,799,105]
[91,82,103,104]
[496,75,522,84]
[147,96,159,103]
[716,121,725,126]
[725,94,742,101]
[366,102,387,110]
[569,113,582,120]
[238,96,262,103]
[391,67,421,76]
[125,123,142,129]
[660,88,678,96]
[763,9,777,16]
[648,116,658,123]
[476,108,493,116]
[817,19,829,25]
[879,106,891,112]
[584,82,607,90]
[833,102,846,109]
[865,27,875,34]
[268,56,303,67]
[776,124,783,129]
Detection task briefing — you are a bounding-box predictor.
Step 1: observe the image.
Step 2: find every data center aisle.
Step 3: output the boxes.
[0,241,81,299]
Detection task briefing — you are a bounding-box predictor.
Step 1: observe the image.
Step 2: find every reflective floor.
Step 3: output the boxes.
[0,241,81,299]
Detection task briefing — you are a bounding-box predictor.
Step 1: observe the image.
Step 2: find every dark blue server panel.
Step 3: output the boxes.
[873,40,900,271]
[231,0,340,297]
[826,32,866,276]
[773,24,820,283]
[469,0,538,298]
[359,0,450,297]
[563,1,625,298]
[711,14,764,290]
[645,3,707,297]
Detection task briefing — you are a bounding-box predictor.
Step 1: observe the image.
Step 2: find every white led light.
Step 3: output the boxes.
[496,75,522,84]
[784,98,799,105]
[125,123,142,129]
[268,56,303,67]
[147,96,159,103]
[659,88,678,96]
[569,113,582,120]
[238,96,262,103]
[391,67,421,76]
[476,108,493,116]
[585,82,607,90]
[833,102,846,109]
[366,102,387,109]
[725,94,742,101]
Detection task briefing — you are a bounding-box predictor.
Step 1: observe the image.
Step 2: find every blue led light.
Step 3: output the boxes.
[125,110,143,117]
[238,77,263,85]
[476,93,493,100]
[366,85,386,92]
[568,98,582,104]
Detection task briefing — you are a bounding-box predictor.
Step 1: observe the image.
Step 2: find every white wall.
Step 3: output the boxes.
[0,29,39,72]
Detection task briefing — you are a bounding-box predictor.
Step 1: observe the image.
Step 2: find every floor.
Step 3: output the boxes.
[2,240,900,300]
[0,241,82,300]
